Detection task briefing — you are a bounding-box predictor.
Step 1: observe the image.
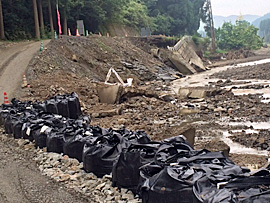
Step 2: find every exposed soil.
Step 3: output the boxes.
[212,62,270,80]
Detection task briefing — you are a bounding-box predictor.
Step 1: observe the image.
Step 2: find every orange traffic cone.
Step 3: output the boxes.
[76,29,80,37]
[68,28,72,36]
[4,92,9,104]
[22,74,28,88]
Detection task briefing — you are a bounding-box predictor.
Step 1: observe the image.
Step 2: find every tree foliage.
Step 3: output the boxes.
[216,20,263,50]
[143,0,205,36]
[259,18,270,43]
[0,0,207,40]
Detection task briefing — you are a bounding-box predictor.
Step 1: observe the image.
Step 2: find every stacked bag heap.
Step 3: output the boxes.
[1,92,270,203]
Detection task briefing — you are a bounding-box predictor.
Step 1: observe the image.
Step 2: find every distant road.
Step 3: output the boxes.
[0,40,50,103]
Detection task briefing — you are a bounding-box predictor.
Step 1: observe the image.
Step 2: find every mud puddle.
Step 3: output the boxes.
[217,120,270,155]
[221,131,268,156]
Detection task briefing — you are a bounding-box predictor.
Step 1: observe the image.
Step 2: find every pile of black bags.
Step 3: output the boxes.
[1,93,270,203]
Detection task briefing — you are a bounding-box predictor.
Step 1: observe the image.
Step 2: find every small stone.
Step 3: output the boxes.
[69,158,79,166]
[0,134,7,141]
[105,196,114,201]
[24,143,35,150]
[122,193,134,200]
[103,174,112,180]
[59,174,70,182]
[121,188,128,194]
[18,139,29,147]
[115,196,121,201]
[95,182,106,191]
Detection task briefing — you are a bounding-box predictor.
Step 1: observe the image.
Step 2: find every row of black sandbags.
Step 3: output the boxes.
[0,96,152,176]
[112,136,270,202]
[33,92,82,119]
[2,96,270,202]
[1,98,91,161]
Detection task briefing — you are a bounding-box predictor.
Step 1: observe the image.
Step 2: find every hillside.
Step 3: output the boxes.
[252,13,270,27]
[214,14,260,28]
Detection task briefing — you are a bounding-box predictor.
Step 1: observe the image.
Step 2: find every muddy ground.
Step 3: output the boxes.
[16,36,270,170]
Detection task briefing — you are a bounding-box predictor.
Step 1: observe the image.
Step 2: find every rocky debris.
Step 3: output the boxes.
[178,87,230,99]
[32,145,141,203]
[72,54,78,62]
[27,36,178,83]
[211,62,270,80]
[226,49,255,60]
[230,129,270,150]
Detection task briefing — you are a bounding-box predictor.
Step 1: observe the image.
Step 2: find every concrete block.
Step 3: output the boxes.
[188,89,206,99]
[178,88,190,98]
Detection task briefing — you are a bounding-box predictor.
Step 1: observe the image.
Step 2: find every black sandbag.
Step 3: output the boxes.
[123,130,152,144]
[141,166,201,203]
[67,92,81,119]
[194,175,270,203]
[13,120,24,139]
[154,135,194,166]
[46,99,58,114]
[33,101,47,112]
[0,109,11,126]
[63,131,93,162]
[82,132,123,177]
[112,143,160,193]
[34,125,53,148]
[22,123,43,142]
[56,97,70,118]
[4,114,18,134]
[13,111,37,139]
[46,132,65,153]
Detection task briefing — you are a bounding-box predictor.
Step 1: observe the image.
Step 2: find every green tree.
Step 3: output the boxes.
[259,18,270,43]
[216,20,263,50]
[121,0,154,29]
[143,0,206,36]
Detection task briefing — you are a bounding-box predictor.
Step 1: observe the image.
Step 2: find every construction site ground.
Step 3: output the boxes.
[1,36,270,201]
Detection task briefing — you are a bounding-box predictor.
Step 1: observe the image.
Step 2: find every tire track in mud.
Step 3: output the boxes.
[0,40,50,103]
[0,51,22,76]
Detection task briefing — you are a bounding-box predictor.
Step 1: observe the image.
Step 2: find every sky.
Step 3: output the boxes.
[211,0,270,16]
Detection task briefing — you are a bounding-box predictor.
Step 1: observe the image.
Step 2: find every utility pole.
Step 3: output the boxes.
[207,0,216,53]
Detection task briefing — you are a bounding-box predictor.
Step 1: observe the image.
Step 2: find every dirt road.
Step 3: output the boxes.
[0,40,50,103]
[0,131,91,203]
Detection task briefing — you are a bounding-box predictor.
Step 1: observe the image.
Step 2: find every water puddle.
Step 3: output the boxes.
[230,129,259,134]
[221,131,268,156]
[226,121,270,130]
[228,58,270,68]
